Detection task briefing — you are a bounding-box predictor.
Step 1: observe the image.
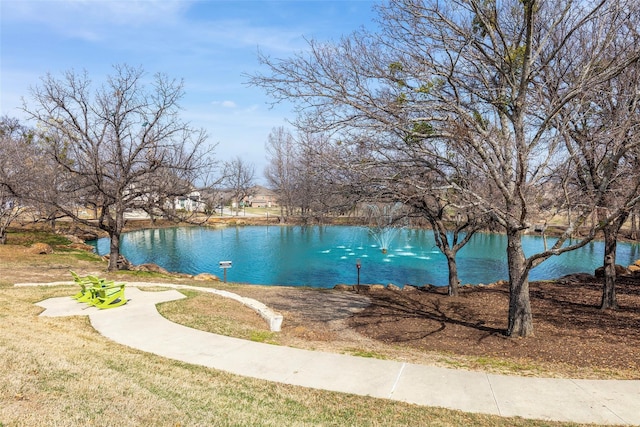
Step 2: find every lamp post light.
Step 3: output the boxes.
[356,258,361,293]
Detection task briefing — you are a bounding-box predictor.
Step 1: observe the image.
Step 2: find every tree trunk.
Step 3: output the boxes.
[430,219,462,297]
[107,208,126,271]
[506,230,534,337]
[445,251,460,296]
[600,214,627,310]
[631,208,638,241]
[0,231,6,245]
[108,231,121,271]
[601,252,618,310]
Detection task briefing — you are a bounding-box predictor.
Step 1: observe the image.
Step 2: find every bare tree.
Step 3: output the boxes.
[294,131,364,222]
[0,190,20,245]
[0,118,70,233]
[294,131,330,220]
[22,65,214,270]
[223,156,256,215]
[553,64,640,309]
[0,117,33,244]
[378,0,640,336]
[407,187,494,296]
[266,128,355,222]
[368,131,498,296]
[250,0,640,336]
[631,207,640,241]
[265,127,298,220]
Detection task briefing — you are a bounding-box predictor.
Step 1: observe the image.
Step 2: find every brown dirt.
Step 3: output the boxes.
[2,241,639,380]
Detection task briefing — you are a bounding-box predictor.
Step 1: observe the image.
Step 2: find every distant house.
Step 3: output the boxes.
[244,185,278,208]
[174,189,203,212]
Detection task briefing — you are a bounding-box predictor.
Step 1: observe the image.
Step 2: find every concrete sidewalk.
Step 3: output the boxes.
[35,286,640,426]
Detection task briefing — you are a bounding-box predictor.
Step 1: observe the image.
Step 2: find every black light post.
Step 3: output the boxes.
[356,258,361,293]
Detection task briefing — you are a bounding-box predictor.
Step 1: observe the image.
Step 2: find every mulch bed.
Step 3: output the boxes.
[349,275,640,375]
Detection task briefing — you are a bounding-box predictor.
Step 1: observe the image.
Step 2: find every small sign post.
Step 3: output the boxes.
[219,260,232,283]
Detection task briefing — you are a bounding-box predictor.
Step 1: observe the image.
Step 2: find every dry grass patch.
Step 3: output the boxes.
[157,290,277,343]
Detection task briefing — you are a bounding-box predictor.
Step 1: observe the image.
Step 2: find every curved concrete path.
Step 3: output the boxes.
[34,286,640,426]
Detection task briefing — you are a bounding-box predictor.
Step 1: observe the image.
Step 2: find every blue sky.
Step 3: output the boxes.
[1,0,377,180]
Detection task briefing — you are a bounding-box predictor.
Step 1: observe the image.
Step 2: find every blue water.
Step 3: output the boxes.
[92,226,640,288]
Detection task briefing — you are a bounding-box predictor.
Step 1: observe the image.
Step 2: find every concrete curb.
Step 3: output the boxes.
[125,282,283,332]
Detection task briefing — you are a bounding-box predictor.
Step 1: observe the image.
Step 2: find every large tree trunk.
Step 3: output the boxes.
[600,213,628,309]
[0,231,6,245]
[506,230,534,337]
[107,231,121,271]
[445,251,460,297]
[106,209,126,271]
[601,252,618,310]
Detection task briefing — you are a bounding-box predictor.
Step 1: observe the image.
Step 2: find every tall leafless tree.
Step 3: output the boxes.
[0,118,68,233]
[250,0,640,336]
[265,127,298,220]
[265,128,359,222]
[22,65,215,270]
[0,117,34,244]
[553,63,640,309]
[296,131,366,222]
[223,156,256,215]
[631,207,640,241]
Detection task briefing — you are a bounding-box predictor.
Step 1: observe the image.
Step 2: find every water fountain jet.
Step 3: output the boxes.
[365,203,408,253]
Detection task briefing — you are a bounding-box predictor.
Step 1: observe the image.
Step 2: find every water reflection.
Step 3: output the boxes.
[93,226,640,288]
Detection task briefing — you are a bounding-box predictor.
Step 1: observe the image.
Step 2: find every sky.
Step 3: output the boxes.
[0,0,378,181]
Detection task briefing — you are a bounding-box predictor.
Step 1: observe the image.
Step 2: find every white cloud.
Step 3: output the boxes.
[211,100,238,109]
[2,0,191,41]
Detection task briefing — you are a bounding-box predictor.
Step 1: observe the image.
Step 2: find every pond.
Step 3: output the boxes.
[93,226,640,288]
